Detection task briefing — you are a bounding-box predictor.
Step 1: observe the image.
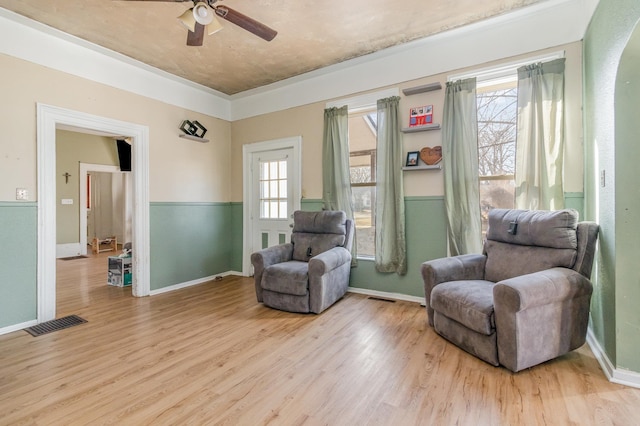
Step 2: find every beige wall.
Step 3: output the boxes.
[230,103,325,201]
[56,130,118,243]
[0,53,231,204]
[0,41,581,205]
[230,42,584,201]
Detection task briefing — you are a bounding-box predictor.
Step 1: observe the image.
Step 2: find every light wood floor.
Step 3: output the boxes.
[1,254,639,425]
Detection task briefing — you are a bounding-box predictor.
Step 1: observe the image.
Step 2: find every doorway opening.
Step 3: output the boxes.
[79,163,133,256]
[37,104,150,323]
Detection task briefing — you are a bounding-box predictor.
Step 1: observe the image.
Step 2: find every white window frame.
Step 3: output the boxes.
[447,50,565,88]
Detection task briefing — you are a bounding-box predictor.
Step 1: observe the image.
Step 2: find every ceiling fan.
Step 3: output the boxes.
[124,0,277,46]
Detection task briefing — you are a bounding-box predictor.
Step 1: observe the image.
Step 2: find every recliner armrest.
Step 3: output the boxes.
[421,254,486,287]
[493,266,593,372]
[251,243,294,270]
[308,247,351,276]
[250,243,294,302]
[493,267,593,312]
[421,254,486,326]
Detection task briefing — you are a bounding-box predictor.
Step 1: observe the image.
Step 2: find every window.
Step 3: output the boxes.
[349,109,377,257]
[259,159,288,219]
[476,81,517,234]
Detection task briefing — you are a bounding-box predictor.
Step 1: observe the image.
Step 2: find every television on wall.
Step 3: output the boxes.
[116,139,132,172]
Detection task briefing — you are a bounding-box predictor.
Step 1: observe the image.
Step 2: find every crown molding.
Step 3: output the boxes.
[1,0,599,122]
[0,7,232,120]
[229,0,599,120]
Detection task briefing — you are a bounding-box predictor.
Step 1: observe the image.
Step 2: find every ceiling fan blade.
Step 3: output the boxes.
[214,5,277,42]
[187,22,205,46]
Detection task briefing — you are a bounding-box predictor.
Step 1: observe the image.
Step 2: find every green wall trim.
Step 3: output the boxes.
[0,202,37,207]
[300,199,324,211]
[404,196,445,201]
[564,192,583,198]
[150,202,232,207]
[0,204,37,328]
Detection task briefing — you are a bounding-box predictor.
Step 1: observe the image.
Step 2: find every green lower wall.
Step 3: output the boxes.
[150,202,233,291]
[298,197,447,297]
[229,202,244,272]
[0,194,587,330]
[564,192,584,220]
[350,197,448,297]
[300,199,325,211]
[0,203,37,328]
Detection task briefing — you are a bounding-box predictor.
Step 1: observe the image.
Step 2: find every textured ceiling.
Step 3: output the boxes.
[0,0,543,95]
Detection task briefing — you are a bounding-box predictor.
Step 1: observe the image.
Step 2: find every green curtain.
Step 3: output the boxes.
[442,78,483,255]
[375,96,406,275]
[515,58,566,210]
[322,106,357,263]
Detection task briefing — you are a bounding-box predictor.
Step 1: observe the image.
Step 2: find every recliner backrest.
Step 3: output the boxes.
[483,209,579,282]
[290,210,349,262]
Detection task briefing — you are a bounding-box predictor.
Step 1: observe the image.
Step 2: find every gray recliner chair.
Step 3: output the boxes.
[251,210,354,314]
[421,208,599,372]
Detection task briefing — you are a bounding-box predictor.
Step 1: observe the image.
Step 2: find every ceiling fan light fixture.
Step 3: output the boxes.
[206,16,223,35]
[177,8,196,32]
[193,2,214,26]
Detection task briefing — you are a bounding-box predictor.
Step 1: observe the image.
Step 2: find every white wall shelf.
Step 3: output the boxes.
[179,134,209,143]
[402,82,442,96]
[402,164,442,171]
[401,124,441,133]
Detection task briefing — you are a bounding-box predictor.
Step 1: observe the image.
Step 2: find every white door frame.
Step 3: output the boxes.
[79,163,122,255]
[37,104,151,322]
[242,136,302,276]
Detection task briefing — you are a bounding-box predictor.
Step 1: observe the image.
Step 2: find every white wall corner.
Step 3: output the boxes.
[586,327,640,389]
[56,243,82,259]
[0,319,38,337]
[149,272,238,296]
[347,287,425,305]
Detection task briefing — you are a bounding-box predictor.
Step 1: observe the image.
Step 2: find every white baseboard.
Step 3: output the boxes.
[347,286,425,305]
[56,243,82,258]
[149,271,241,296]
[587,327,640,389]
[0,319,38,336]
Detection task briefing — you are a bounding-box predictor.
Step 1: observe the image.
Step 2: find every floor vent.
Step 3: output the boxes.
[368,296,396,303]
[60,255,88,261]
[25,315,87,337]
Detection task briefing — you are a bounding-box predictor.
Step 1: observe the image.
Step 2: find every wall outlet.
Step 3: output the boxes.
[16,188,28,200]
[600,170,606,188]
[61,199,74,205]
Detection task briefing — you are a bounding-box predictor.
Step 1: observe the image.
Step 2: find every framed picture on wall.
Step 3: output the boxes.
[409,105,433,127]
[406,151,419,167]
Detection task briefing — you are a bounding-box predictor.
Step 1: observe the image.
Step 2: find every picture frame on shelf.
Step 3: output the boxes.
[409,104,433,127]
[405,151,419,167]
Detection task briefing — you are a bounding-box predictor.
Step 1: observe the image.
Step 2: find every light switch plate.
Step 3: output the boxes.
[61,198,74,205]
[16,188,28,200]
